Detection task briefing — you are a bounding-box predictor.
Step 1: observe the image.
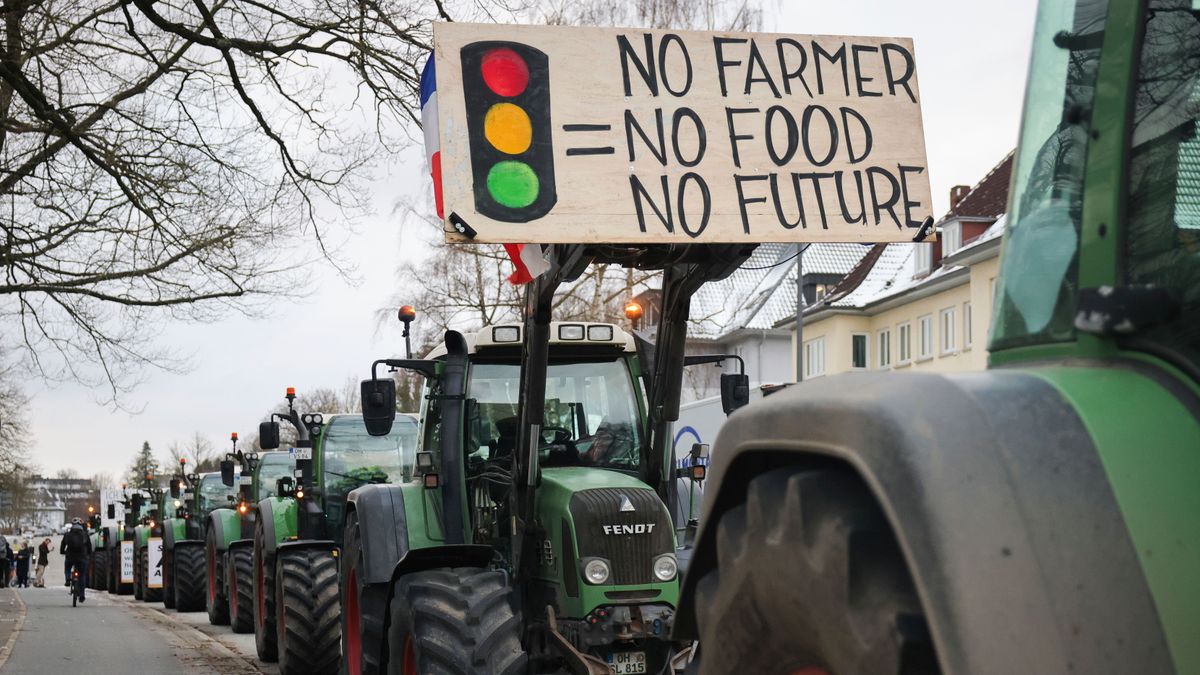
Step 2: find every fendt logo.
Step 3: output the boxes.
[602,523,656,535]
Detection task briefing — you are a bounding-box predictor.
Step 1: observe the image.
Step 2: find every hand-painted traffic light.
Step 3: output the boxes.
[461,41,557,222]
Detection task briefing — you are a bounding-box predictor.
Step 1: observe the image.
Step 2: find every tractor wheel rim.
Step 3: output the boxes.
[402,636,416,675]
[345,566,361,675]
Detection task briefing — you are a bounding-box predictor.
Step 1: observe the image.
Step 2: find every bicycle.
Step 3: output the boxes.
[70,564,84,607]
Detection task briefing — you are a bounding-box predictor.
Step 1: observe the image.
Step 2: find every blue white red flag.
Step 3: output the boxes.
[420,54,548,285]
[419,56,444,220]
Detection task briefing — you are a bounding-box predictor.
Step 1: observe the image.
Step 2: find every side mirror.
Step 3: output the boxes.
[360,378,397,437]
[720,373,750,414]
[131,493,144,512]
[259,421,281,450]
[107,504,115,520]
[169,479,181,499]
[220,459,236,487]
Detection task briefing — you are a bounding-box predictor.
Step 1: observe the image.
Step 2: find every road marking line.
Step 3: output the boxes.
[0,590,28,671]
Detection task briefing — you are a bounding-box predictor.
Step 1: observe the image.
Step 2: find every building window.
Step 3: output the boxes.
[964,302,973,349]
[918,314,933,360]
[814,283,829,301]
[804,338,826,378]
[897,323,912,364]
[940,307,957,354]
[915,243,933,275]
[878,329,891,368]
[942,221,963,256]
[851,333,868,369]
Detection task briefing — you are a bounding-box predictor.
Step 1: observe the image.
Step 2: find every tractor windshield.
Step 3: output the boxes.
[1123,0,1200,373]
[321,414,419,497]
[991,0,1108,351]
[197,474,237,517]
[466,358,643,471]
[256,452,296,502]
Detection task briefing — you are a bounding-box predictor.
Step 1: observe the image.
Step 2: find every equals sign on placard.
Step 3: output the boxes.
[563,124,614,156]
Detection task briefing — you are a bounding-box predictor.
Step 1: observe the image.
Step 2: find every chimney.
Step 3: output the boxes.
[949,185,971,211]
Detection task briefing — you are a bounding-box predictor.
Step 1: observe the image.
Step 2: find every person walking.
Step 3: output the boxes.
[0,536,10,589]
[34,538,50,588]
[14,541,30,588]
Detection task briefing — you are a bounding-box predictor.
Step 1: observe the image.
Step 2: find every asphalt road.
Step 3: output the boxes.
[0,535,272,674]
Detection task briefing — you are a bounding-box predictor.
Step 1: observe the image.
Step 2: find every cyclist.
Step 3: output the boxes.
[60,518,91,602]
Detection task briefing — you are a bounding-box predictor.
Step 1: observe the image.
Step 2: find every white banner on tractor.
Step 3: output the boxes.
[429,22,933,243]
[120,541,135,584]
[148,538,164,589]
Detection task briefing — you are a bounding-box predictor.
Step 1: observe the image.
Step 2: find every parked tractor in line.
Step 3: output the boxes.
[206,439,295,633]
[162,467,238,612]
[249,388,324,664]
[672,1,1200,673]
[251,388,419,675]
[345,297,737,674]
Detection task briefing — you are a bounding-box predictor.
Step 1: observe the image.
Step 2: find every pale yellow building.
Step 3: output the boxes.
[785,154,1012,378]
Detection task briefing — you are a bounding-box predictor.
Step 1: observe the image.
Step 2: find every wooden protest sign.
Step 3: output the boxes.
[429,22,933,243]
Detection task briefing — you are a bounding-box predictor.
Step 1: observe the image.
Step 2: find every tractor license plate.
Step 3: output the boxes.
[606,651,646,674]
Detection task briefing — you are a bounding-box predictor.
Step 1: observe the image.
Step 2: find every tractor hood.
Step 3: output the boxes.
[535,467,679,619]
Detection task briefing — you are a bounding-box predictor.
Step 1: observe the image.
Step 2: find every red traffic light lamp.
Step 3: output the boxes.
[462,41,556,222]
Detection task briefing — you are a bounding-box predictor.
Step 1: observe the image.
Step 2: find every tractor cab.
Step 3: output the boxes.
[314,413,418,545]
[360,320,695,671]
[185,472,238,540]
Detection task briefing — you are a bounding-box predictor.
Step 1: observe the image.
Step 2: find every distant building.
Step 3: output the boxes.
[0,475,96,531]
[635,243,870,401]
[783,153,1013,377]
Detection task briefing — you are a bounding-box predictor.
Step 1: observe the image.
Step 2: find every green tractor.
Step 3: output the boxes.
[163,466,239,612]
[344,287,738,675]
[249,388,326,664]
[204,435,296,633]
[132,488,167,602]
[86,511,109,592]
[108,484,154,596]
[252,389,419,674]
[671,1,1200,673]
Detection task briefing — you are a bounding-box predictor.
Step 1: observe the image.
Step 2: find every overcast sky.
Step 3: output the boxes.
[26,0,1038,481]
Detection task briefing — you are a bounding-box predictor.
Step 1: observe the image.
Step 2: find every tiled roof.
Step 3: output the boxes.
[790,153,1014,318]
[689,243,870,340]
[941,152,1013,222]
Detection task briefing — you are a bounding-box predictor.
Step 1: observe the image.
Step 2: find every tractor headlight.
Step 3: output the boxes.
[653,554,677,582]
[583,558,611,585]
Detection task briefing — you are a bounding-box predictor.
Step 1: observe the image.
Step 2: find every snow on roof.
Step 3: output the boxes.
[806,214,1009,314]
[689,243,869,340]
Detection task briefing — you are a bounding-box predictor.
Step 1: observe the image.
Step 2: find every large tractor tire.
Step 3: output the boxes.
[134,549,145,600]
[341,511,389,675]
[141,547,163,602]
[691,467,940,675]
[108,552,119,594]
[254,517,279,662]
[93,550,109,591]
[173,544,206,612]
[276,547,341,675]
[228,546,255,634]
[385,568,527,674]
[206,530,230,625]
[162,550,176,608]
